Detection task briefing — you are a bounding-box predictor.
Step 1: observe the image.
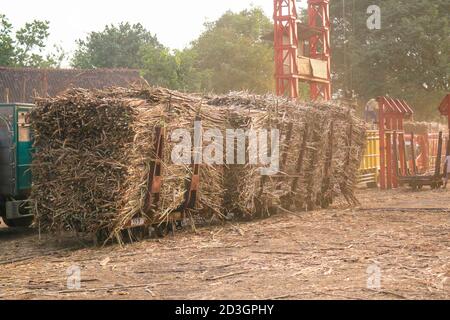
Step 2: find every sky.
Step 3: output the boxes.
[1,0,306,65]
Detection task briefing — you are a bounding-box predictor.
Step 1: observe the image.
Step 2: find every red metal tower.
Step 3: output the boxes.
[273,0,299,99]
[307,0,331,101]
[274,0,332,101]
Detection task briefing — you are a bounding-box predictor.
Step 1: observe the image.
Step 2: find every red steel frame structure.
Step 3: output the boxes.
[404,133,442,174]
[274,0,299,99]
[439,94,450,132]
[274,0,331,100]
[378,97,414,190]
[307,0,331,100]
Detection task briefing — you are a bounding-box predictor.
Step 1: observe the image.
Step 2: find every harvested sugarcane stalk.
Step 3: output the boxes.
[208,92,366,217]
[31,86,227,243]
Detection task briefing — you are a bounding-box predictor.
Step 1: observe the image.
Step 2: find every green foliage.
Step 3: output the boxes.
[172,49,203,92]
[119,8,274,94]
[43,45,66,68]
[330,0,449,120]
[72,22,161,69]
[0,14,62,68]
[140,45,179,88]
[71,22,182,88]
[0,14,14,66]
[14,20,50,66]
[186,8,274,94]
[143,7,275,93]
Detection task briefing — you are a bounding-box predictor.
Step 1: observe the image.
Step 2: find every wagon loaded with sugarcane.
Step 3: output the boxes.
[1,86,366,243]
[20,86,365,244]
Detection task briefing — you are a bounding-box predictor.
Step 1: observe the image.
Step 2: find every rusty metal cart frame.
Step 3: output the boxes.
[395,131,444,190]
[101,116,203,241]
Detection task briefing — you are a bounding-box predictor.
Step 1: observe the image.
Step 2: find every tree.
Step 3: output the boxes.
[72,22,162,69]
[172,49,211,92]
[70,9,274,93]
[185,8,274,94]
[0,13,63,67]
[72,22,181,88]
[330,0,449,120]
[140,45,179,88]
[0,14,14,66]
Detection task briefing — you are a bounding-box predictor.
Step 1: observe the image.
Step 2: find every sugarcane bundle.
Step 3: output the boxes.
[30,86,227,242]
[208,92,366,217]
[123,87,228,225]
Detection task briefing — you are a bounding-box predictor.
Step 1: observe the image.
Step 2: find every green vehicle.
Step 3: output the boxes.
[0,103,34,227]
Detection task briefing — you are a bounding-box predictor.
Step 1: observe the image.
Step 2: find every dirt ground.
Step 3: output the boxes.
[0,188,449,300]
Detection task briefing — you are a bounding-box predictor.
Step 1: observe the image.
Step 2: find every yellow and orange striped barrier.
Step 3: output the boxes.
[358,130,380,186]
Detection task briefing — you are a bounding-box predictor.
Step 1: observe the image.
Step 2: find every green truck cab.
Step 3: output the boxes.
[0,103,34,227]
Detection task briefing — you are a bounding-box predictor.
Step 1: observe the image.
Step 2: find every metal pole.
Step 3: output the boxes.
[435,132,443,177]
[378,98,386,189]
[411,132,417,175]
[386,116,393,189]
[392,118,399,188]
[4,88,9,103]
[393,131,400,179]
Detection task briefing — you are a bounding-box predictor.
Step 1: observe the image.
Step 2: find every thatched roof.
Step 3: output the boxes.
[0,67,146,104]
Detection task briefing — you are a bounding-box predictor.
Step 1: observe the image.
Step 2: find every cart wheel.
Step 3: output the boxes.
[175,220,183,231]
[154,222,172,238]
[131,226,150,241]
[95,229,109,245]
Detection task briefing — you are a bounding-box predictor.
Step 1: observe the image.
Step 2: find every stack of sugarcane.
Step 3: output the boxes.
[208,92,366,218]
[30,86,366,242]
[31,87,227,242]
